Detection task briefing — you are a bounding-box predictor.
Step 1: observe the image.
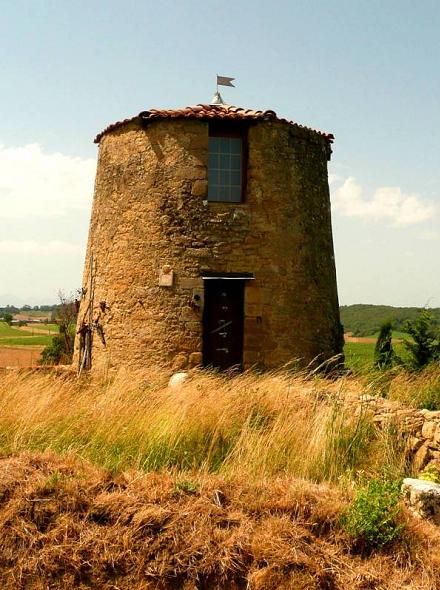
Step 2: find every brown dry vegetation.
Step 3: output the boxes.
[0,368,440,588]
[1,452,440,590]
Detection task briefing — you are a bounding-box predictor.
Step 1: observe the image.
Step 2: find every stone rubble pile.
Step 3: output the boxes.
[374,406,440,472]
[356,394,440,472]
[356,395,440,523]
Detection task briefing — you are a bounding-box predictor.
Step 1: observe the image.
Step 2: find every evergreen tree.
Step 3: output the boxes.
[374,320,394,369]
[403,310,440,369]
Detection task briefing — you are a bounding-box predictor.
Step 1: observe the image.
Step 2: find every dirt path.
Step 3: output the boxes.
[17,325,57,335]
[344,335,403,344]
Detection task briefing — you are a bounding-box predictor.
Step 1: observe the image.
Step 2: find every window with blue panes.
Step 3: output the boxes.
[208,136,243,202]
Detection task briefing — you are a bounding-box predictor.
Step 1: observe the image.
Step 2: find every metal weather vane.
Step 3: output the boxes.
[211,75,235,105]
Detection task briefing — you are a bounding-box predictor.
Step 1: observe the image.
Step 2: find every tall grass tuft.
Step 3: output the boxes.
[387,365,440,410]
[0,368,409,483]
[359,365,440,410]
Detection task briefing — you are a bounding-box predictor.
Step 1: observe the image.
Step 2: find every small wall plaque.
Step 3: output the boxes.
[159,265,174,287]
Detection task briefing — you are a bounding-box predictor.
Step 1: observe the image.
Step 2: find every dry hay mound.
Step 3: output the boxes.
[0,452,439,589]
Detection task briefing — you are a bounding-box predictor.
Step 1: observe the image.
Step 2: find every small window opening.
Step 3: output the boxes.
[208,123,247,202]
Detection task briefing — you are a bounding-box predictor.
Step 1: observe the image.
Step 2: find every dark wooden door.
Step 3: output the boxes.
[203,280,245,371]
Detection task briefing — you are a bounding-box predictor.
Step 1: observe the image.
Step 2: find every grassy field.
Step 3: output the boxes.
[0,322,33,337]
[0,321,53,347]
[0,336,52,346]
[0,346,44,367]
[344,339,410,371]
[0,322,48,365]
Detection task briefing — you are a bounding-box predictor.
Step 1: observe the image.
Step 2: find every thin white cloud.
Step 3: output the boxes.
[331,176,435,227]
[328,173,341,185]
[0,240,82,255]
[417,230,440,241]
[0,143,96,219]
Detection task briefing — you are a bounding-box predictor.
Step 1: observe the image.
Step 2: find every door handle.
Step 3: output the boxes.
[210,321,232,335]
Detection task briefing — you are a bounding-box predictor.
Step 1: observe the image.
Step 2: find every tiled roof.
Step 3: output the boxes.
[94,104,334,144]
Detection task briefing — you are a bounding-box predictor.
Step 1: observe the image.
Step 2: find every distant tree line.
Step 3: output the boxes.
[340,304,440,337]
[0,304,58,314]
[0,303,61,319]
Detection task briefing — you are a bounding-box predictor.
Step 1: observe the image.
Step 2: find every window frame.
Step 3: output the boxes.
[207,121,248,203]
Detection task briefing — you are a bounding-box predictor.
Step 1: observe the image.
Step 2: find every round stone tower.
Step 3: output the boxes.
[74,103,343,372]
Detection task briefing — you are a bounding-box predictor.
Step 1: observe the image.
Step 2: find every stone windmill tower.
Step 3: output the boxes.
[74,96,343,373]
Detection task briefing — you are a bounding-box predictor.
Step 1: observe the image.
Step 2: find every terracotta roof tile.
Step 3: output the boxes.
[94,104,334,144]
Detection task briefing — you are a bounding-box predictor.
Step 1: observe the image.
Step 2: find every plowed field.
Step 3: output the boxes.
[0,346,43,367]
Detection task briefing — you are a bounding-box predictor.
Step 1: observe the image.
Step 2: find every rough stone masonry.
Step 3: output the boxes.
[74,104,343,372]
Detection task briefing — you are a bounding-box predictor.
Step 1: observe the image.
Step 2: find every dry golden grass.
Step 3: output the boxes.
[387,366,440,410]
[0,368,407,481]
[354,364,440,411]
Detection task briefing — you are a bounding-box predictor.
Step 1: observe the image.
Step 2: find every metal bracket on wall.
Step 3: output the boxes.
[190,289,204,313]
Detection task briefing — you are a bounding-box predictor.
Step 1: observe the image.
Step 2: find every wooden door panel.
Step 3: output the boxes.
[203,281,244,370]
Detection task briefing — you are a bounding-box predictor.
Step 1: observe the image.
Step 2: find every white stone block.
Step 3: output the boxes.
[402,478,440,523]
[168,372,188,389]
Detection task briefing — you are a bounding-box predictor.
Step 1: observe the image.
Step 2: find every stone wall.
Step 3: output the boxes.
[74,116,342,372]
[365,397,440,472]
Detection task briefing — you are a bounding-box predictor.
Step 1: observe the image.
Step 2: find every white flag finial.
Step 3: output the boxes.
[217,75,235,88]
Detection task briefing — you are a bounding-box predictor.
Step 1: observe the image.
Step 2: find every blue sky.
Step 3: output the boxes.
[0,0,439,306]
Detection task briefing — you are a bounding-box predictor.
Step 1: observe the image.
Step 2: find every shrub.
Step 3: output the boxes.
[341,479,403,552]
[419,464,440,484]
[39,335,66,365]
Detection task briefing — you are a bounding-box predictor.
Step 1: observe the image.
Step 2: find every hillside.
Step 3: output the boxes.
[340,304,440,336]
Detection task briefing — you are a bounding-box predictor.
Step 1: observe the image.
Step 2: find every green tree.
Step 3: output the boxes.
[374,320,394,369]
[2,312,13,326]
[403,310,440,369]
[40,290,79,365]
